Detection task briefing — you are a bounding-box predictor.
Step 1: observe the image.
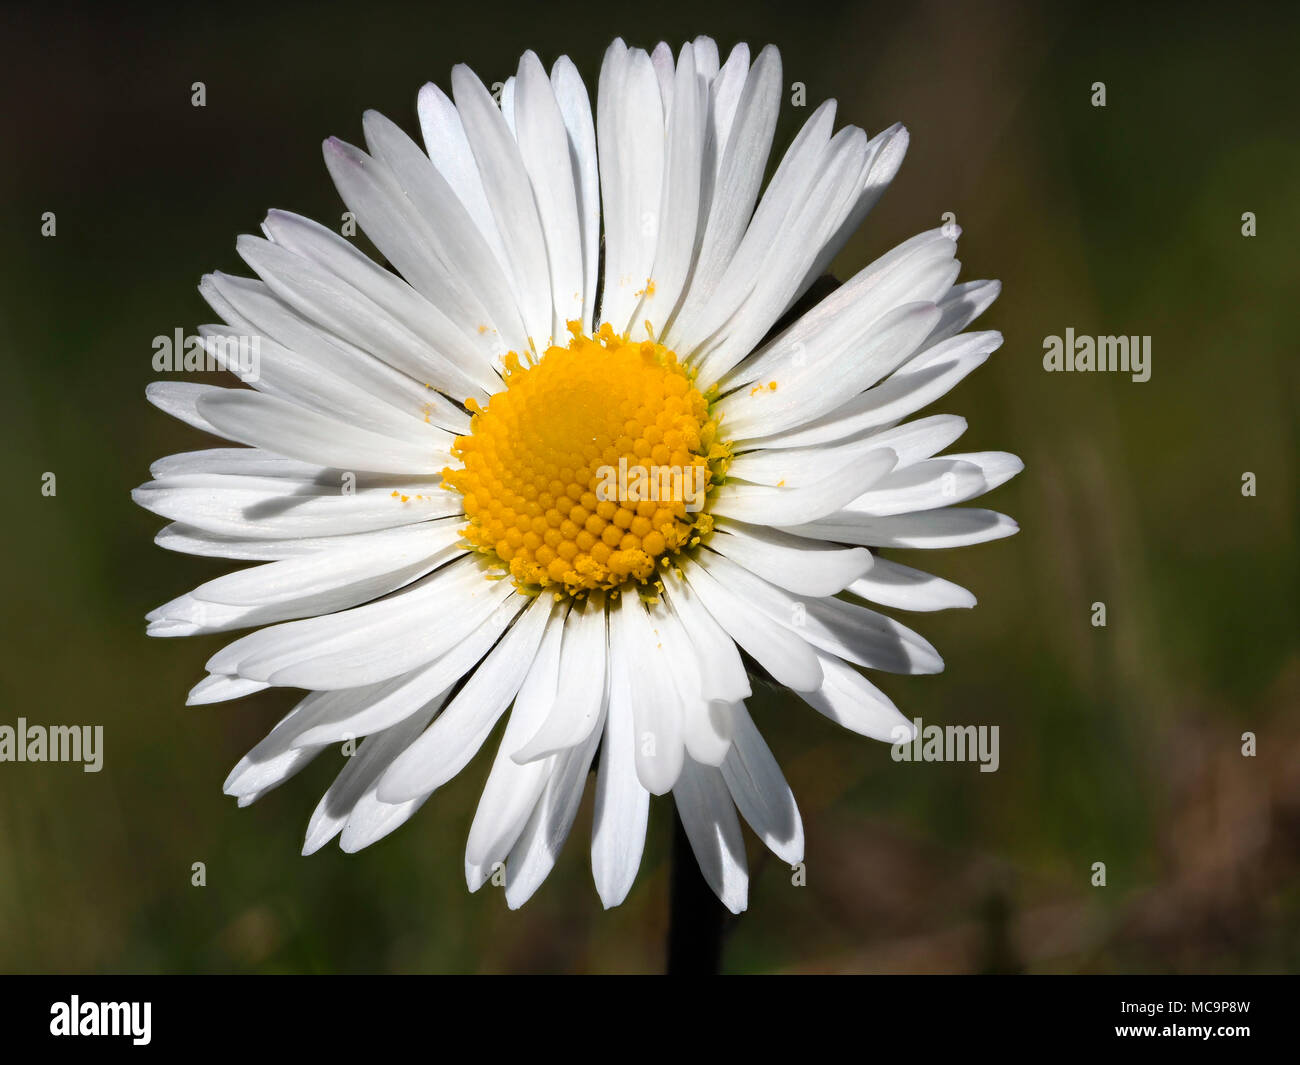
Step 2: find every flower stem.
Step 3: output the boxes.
[666,810,726,974]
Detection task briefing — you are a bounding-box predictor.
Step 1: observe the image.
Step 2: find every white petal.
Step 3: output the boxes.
[514,51,585,337]
[673,758,748,914]
[696,549,943,675]
[802,122,910,286]
[706,43,751,170]
[146,381,224,437]
[725,435,898,489]
[846,556,976,612]
[199,269,454,429]
[503,725,602,909]
[634,43,705,332]
[709,519,873,597]
[376,594,557,802]
[224,705,328,800]
[203,555,509,688]
[260,198,501,382]
[754,331,999,449]
[196,324,427,440]
[845,458,988,516]
[347,118,530,353]
[782,508,1019,549]
[718,301,942,441]
[711,447,897,526]
[238,231,491,399]
[723,227,959,393]
[512,594,608,762]
[149,446,395,480]
[147,525,456,633]
[287,593,526,747]
[416,80,512,280]
[692,124,876,384]
[176,523,460,608]
[155,522,372,561]
[308,702,447,858]
[303,695,446,855]
[452,64,555,347]
[665,46,779,345]
[929,279,1001,345]
[796,651,917,742]
[691,36,720,81]
[499,75,517,136]
[194,388,446,474]
[651,598,733,766]
[611,589,685,794]
[668,98,834,350]
[133,477,457,540]
[590,638,650,908]
[336,788,431,854]
[597,44,665,335]
[841,413,970,467]
[682,560,823,692]
[464,605,570,873]
[943,451,1025,494]
[721,704,804,864]
[186,674,269,705]
[659,568,751,704]
[650,41,675,108]
[550,56,600,332]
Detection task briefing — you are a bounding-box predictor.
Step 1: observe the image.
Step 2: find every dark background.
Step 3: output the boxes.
[0,0,1295,972]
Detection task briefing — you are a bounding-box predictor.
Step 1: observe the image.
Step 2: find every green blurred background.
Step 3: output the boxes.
[1,0,1295,973]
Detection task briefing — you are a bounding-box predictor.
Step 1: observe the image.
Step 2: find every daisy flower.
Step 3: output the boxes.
[135,36,1021,914]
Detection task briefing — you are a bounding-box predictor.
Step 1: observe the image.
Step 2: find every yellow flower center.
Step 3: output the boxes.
[445,323,726,596]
